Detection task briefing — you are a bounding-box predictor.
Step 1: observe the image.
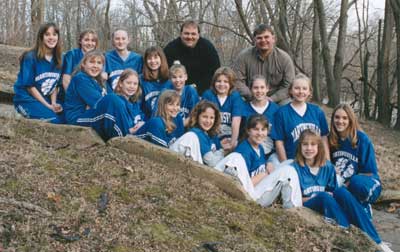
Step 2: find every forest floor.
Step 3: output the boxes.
[0,43,399,251]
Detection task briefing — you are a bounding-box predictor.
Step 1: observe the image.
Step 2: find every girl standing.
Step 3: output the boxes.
[62,30,98,91]
[202,67,244,149]
[140,46,173,119]
[271,74,329,162]
[329,104,382,219]
[64,50,134,141]
[170,100,230,166]
[114,69,145,134]
[13,22,64,123]
[136,90,184,147]
[293,130,391,251]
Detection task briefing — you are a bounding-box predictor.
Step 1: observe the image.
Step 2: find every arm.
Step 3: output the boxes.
[27,87,53,110]
[230,116,241,149]
[232,53,252,100]
[275,140,288,162]
[251,171,269,186]
[50,88,63,113]
[62,74,72,91]
[322,136,330,161]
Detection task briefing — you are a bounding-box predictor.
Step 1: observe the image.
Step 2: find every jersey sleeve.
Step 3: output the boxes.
[188,86,200,111]
[270,109,285,141]
[62,51,74,75]
[18,53,36,87]
[145,118,168,147]
[231,91,245,117]
[325,162,338,192]
[358,133,379,175]
[317,107,329,136]
[74,76,103,108]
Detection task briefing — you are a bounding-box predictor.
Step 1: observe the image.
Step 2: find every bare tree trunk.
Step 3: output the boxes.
[31,0,45,40]
[312,4,321,102]
[314,0,337,107]
[77,0,81,38]
[391,0,400,129]
[102,0,111,50]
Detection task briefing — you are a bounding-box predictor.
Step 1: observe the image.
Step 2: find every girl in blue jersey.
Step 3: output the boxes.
[13,22,64,123]
[114,69,145,134]
[136,90,184,148]
[169,62,200,126]
[170,101,231,166]
[329,104,382,219]
[140,46,173,119]
[271,73,329,162]
[62,30,98,91]
[105,29,143,92]
[227,115,302,207]
[202,67,244,149]
[293,130,389,250]
[64,50,135,141]
[242,75,279,156]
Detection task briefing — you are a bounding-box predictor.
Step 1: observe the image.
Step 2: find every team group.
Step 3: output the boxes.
[11,20,392,251]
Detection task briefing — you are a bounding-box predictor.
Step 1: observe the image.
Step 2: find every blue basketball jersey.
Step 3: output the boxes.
[105,50,143,92]
[292,161,338,198]
[176,85,200,120]
[235,139,267,177]
[62,48,84,75]
[116,95,145,127]
[202,90,244,138]
[140,76,174,119]
[331,130,380,182]
[271,103,329,159]
[64,71,106,123]
[190,127,221,156]
[136,114,184,147]
[14,51,61,104]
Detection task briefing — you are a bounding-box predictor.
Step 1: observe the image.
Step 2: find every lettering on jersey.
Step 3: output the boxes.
[109,70,123,78]
[221,112,231,124]
[41,78,57,96]
[35,72,60,82]
[134,115,142,124]
[250,164,266,177]
[180,107,189,118]
[111,77,120,90]
[332,151,358,162]
[303,185,325,196]
[291,123,321,142]
[101,88,107,97]
[334,157,355,180]
[145,91,160,101]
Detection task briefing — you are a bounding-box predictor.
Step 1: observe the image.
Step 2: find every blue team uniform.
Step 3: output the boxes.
[202,90,244,139]
[136,114,184,147]
[331,130,382,217]
[62,48,84,76]
[64,71,133,141]
[171,85,200,121]
[293,161,382,244]
[13,51,64,123]
[235,139,267,177]
[242,101,279,154]
[140,76,174,119]
[190,127,221,156]
[105,50,143,92]
[271,103,329,159]
[116,95,145,128]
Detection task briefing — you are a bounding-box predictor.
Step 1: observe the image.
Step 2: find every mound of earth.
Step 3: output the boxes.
[0,117,379,251]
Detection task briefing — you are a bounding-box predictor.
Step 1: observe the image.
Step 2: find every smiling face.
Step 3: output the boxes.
[214,74,231,96]
[146,53,161,72]
[247,122,268,148]
[333,108,350,137]
[80,33,97,53]
[254,30,275,55]
[112,30,130,52]
[171,69,187,92]
[198,107,216,132]
[82,56,104,78]
[180,25,200,48]
[165,99,180,118]
[290,79,311,104]
[251,79,269,102]
[119,74,139,99]
[43,26,59,50]
[301,136,319,164]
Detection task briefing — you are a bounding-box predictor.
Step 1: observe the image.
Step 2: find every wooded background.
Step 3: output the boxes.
[0,0,399,130]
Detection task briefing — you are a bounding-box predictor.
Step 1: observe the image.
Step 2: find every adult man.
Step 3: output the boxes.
[164,20,221,95]
[233,24,295,104]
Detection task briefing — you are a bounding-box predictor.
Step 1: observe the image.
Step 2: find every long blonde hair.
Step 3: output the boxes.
[156,90,181,133]
[114,69,142,102]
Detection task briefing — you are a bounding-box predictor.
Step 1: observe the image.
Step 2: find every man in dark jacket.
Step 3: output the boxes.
[164,20,221,95]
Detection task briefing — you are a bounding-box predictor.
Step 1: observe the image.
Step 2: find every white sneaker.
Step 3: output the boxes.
[379,242,394,252]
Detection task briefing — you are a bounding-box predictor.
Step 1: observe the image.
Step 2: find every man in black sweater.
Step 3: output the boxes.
[164,20,221,95]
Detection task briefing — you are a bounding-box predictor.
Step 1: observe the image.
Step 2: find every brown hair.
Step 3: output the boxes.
[253,24,274,38]
[329,104,360,149]
[210,66,236,95]
[78,29,98,49]
[156,90,181,133]
[21,22,62,69]
[114,69,142,102]
[188,100,221,137]
[295,129,326,167]
[241,114,269,141]
[79,50,105,86]
[143,46,169,82]
[289,73,313,100]
[180,20,200,34]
